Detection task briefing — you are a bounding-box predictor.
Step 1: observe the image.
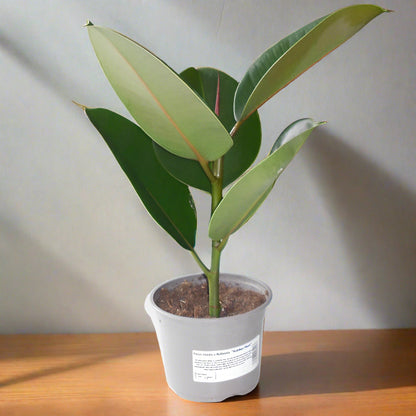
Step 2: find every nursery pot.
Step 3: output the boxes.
[145,273,272,402]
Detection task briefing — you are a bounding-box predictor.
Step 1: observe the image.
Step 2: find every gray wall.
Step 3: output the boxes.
[1,0,415,333]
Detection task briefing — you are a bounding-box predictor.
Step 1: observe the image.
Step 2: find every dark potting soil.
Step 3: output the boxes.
[155,277,267,318]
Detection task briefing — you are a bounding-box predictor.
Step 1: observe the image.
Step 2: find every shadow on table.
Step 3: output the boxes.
[0,334,154,389]
[0,352,129,389]
[232,347,416,400]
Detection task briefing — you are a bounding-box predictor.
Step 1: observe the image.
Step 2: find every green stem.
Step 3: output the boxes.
[199,159,216,183]
[190,249,210,276]
[203,92,244,316]
[208,158,224,317]
[208,243,222,317]
[216,235,229,252]
[188,156,229,317]
[211,158,223,209]
[230,119,243,137]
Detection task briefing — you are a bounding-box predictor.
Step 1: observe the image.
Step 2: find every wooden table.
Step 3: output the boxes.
[1,330,415,415]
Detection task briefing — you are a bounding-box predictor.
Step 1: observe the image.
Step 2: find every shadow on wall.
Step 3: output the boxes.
[0,218,131,334]
[0,30,70,101]
[305,131,416,327]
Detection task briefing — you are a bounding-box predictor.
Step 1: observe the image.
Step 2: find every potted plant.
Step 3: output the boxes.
[77,4,389,402]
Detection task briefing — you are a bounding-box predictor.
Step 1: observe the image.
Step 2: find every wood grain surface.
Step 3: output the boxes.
[1,330,415,415]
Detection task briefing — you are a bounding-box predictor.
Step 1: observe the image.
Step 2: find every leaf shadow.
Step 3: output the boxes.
[229,330,416,400]
[0,30,71,101]
[256,346,416,398]
[0,217,133,333]
[0,332,157,389]
[0,346,136,389]
[304,131,416,327]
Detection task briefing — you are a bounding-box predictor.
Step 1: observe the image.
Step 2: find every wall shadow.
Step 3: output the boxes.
[0,217,132,333]
[0,31,71,101]
[304,131,416,327]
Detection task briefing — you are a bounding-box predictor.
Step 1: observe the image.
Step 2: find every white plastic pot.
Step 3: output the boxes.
[145,273,272,402]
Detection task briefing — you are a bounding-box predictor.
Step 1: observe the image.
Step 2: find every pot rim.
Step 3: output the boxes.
[145,272,273,322]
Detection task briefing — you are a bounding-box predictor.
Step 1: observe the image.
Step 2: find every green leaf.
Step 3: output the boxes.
[87,25,233,161]
[154,67,262,192]
[153,144,211,192]
[208,119,324,241]
[85,107,197,250]
[234,4,388,121]
[270,118,318,153]
[179,67,205,99]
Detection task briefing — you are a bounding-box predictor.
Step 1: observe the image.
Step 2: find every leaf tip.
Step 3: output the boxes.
[72,100,87,111]
[83,20,94,27]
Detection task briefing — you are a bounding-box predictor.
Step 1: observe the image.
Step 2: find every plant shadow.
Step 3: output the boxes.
[304,131,416,327]
[0,30,71,101]
[0,344,138,389]
[0,217,132,333]
[230,343,416,400]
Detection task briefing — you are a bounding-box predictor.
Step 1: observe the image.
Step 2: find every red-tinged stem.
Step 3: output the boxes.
[215,72,220,117]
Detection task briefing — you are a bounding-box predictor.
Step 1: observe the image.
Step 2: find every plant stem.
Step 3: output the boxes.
[207,158,224,317]
[190,249,210,276]
[230,120,243,137]
[208,243,222,317]
[195,119,245,316]
[199,159,216,183]
[216,235,229,252]
[211,158,223,209]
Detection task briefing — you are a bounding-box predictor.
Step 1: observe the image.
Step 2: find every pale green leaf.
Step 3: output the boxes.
[87,24,233,161]
[234,5,388,121]
[208,119,324,241]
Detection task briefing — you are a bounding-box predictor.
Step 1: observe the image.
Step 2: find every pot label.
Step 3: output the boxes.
[192,335,259,383]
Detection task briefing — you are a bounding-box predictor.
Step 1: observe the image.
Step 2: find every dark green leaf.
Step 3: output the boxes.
[179,67,205,99]
[85,108,196,250]
[154,67,262,192]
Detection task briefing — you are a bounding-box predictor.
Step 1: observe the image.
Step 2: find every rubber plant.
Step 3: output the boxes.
[79,5,389,317]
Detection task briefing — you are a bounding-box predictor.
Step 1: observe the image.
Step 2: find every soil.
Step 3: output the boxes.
[155,276,267,318]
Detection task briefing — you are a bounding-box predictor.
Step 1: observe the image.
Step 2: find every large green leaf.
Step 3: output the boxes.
[86,24,233,161]
[154,67,262,192]
[208,119,324,241]
[85,107,197,250]
[234,5,388,121]
[179,67,205,99]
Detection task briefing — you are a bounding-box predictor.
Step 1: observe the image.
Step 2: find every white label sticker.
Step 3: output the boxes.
[192,335,259,383]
